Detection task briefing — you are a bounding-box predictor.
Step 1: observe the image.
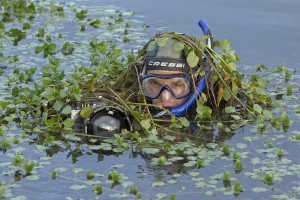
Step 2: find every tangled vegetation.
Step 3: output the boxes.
[0,0,299,199]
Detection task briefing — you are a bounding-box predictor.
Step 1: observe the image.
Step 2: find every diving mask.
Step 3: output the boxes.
[140,73,193,99]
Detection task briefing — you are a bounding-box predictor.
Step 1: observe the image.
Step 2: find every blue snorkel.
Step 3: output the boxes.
[170,19,214,115]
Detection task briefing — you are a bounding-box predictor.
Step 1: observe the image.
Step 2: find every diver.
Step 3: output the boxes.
[73,19,220,138]
[140,19,214,117]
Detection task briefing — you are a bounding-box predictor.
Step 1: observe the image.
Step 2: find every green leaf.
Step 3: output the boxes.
[173,42,184,51]
[143,148,159,154]
[62,106,72,115]
[256,87,266,96]
[187,51,199,68]
[263,110,272,119]
[258,79,268,88]
[80,106,94,118]
[164,135,176,141]
[252,187,267,193]
[233,181,243,193]
[179,117,190,127]
[33,127,41,133]
[228,62,237,71]
[264,172,274,183]
[147,41,156,51]
[232,115,241,120]
[26,175,40,181]
[225,106,236,114]
[157,37,169,47]
[70,185,87,190]
[221,39,230,50]
[196,105,212,119]
[214,40,220,47]
[53,101,63,111]
[282,115,290,127]
[76,10,88,20]
[223,88,231,101]
[63,118,74,128]
[259,95,268,102]
[295,106,300,113]
[141,119,151,130]
[253,104,262,114]
[132,111,143,120]
[35,46,43,54]
[287,85,293,95]
[152,182,165,187]
[45,119,54,126]
[111,164,124,168]
[23,160,34,173]
[90,20,101,28]
[223,171,231,180]
[72,167,84,174]
[232,84,239,95]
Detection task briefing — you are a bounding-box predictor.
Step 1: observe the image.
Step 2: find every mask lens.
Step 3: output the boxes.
[168,77,190,97]
[141,75,191,99]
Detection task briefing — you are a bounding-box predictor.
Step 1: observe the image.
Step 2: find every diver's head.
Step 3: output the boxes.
[140,37,201,109]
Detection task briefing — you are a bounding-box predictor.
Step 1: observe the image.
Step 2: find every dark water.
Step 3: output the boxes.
[1,0,299,199]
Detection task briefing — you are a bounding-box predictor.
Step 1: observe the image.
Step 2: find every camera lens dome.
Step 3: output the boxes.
[85,106,131,138]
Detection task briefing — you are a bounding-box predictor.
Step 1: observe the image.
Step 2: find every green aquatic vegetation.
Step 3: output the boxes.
[232,150,239,160]
[90,19,101,28]
[2,138,11,149]
[23,160,34,173]
[222,144,230,155]
[22,22,30,30]
[233,180,243,194]
[56,7,64,16]
[108,171,123,183]
[80,24,86,32]
[35,42,59,57]
[264,172,274,184]
[86,170,94,180]
[0,0,299,199]
[94,185,102,195]
[234,159,244,170]
[1,0,36,21]
[75,10,88,20]
[130,186,137,195]
[12,155,25,166]
[35,28,45,38]
[223,171,231,180]
[52,170,57,179]
[8,28,26,45]
[157,156,167,165]
[61,42,75,56]
[277,146,287,156]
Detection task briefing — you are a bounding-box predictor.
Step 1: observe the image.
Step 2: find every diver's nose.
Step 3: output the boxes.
[161,89,173,101]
